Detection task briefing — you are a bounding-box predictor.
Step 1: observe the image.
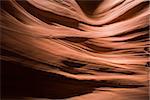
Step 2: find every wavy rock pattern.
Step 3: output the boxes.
[0,0,149,100]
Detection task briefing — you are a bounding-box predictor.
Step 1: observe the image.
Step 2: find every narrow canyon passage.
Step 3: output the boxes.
[0,0,149,100]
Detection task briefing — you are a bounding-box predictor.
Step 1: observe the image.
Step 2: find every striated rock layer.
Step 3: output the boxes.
[0,0,149,100]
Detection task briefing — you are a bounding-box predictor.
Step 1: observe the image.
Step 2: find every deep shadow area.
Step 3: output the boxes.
[76,0,102,16]
[1,60,95,99]
[1,60,145,99]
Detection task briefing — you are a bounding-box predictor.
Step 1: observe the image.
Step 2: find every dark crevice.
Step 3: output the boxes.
[57,66,92,75]
[145,62,150,67]
[76,0,103,16]
[58,37,89,43]
[89,67,137,75]
[62,60,86,68]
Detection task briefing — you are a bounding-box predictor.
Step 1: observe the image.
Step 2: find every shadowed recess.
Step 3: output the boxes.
[1,61,145,99]
[59,37,89,43]
[62,60,86,68]
[88,67,138,75]
[76,0,103,16]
